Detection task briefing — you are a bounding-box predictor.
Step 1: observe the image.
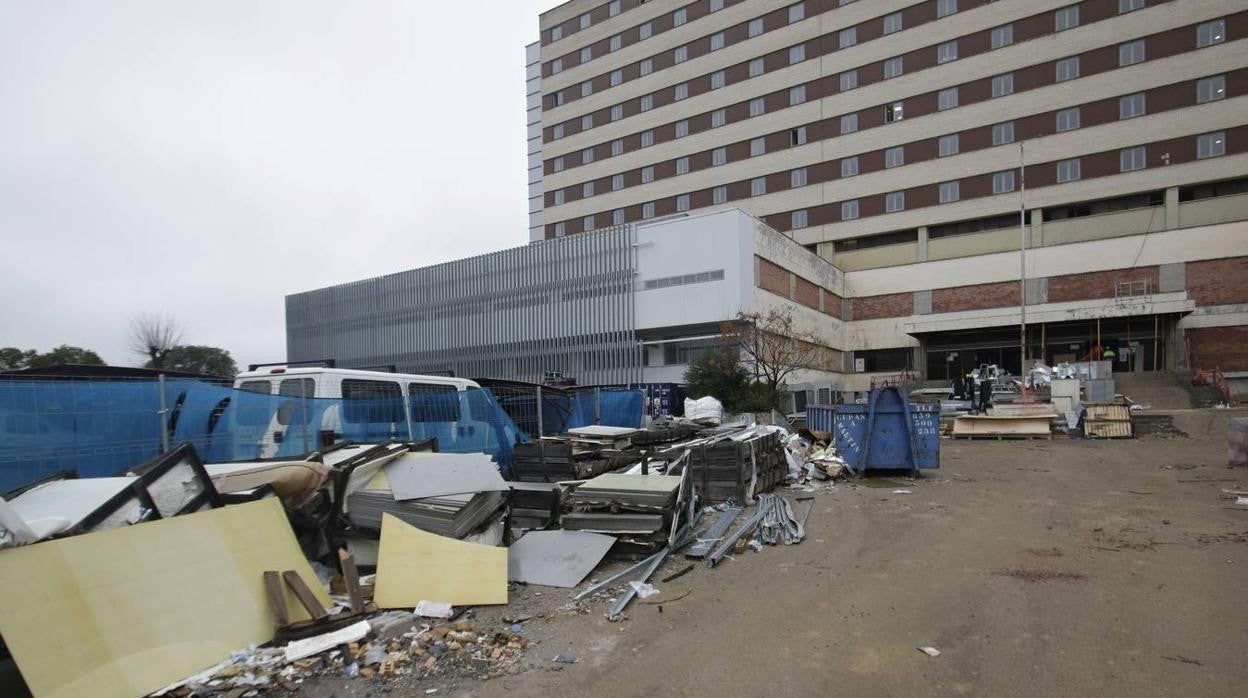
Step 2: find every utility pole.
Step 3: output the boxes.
[1018,142,1028,380]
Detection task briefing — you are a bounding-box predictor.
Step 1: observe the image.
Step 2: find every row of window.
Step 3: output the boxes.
[545,0,984,113]
[547,61,1231,209]
[551,130,1231,237]
[545,0,1181,140]
[545,11,1228,188]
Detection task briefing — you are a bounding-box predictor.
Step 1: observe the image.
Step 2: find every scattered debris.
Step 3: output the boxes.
[918,646,942,657]
[1161,655,1203,666]
[993,568,1088,583]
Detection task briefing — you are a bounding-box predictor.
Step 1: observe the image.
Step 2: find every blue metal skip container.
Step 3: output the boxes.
[831,387,940,472]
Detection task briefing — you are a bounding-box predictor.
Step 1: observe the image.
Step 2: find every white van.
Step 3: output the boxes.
[230,367,487,457]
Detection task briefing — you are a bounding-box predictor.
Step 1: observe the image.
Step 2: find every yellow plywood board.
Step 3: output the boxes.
[0,498,329,698]
[374,513,507,608]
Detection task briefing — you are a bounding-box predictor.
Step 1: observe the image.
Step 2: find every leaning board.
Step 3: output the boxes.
[0,498,329,698]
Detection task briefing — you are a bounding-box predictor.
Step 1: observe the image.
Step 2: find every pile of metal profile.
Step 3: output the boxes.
[665,426,788,504]
[507,481,564,530]
[345,454,507,539]
[684,505,743,559]
[566,425,638,450]
[705,506,766,568]
[755,493,806,546]
[510,439,623,482]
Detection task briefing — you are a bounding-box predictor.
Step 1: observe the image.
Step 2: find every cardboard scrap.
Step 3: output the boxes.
[374,514,507,608]
[0,498,329,698]
[284,620,371,663]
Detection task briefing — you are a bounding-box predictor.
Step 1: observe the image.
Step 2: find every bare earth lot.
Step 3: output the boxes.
[301,411,1248,698]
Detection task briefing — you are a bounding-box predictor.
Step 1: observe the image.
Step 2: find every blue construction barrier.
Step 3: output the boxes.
[0,379,527,492]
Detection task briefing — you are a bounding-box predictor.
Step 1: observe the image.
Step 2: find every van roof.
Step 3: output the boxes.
[233,367,479,386]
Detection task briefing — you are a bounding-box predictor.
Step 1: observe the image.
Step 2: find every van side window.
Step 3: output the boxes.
[276,378,316,425]
[341,379,404,424]
[238,380,272,394]
[410,384,461,422]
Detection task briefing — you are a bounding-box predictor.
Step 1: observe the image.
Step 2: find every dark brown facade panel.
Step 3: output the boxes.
[756,256,790,297]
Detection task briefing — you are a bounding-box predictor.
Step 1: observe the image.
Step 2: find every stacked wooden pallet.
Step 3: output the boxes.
[1083,403,1134,438]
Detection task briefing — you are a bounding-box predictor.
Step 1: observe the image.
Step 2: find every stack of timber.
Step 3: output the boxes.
[952,415,1053,440]
[1083,403,1134,439]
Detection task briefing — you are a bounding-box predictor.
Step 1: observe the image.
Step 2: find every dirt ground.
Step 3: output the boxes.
[298,410,1248,698]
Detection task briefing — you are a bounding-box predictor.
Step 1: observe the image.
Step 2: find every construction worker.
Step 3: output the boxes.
[1102,345,1117,361]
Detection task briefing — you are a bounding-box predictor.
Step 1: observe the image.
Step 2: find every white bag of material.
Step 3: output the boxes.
[683,396,724,425]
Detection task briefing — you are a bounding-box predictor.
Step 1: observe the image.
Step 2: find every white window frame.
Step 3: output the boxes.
[712,109,726,128]
[1197,19,1225,48]
[674,82,688,100]
[1119,40,1145,66]
[751,177,767,196]
[640,94,653,112]
[885,191,905,213]
[1056,106,1081,131]
[883,12,903,35]
[993,121,1015,145]
[675,157,689,175]
[713,185,727,204]
[840,70,858,91]
[791,167,808,187]
[612,174,624,191]
[612,208,625,225]
[1119,93,1145,119]
[791,127,807,146]
[1197,75,1226,103]
[674,45,687,64]
[992,73,1014,97]
[991,24,1013,49]
[938,87,958,111]
[711,32,725,51]
[938,40,958,63]
[711,70,725,89]
[791,209,808,229]
[790,85,806,105]
[1197,131,1225,159]
[789,44,806,64]
[676,194,690,211]
[642,202,655,219]
[993,170,1015,194]
[841,157,859,177]
[641,166,654,183]
[749,58,764,78]
[885,146,904,168]
[641,130,654,147]
[789,3,805,24]
[750,137,766,157]
[840,113,858,134]
[884,56,903,79]
[748,18,764,38]
[749,97,765,117]
[841,200,859,220]
[611,139,623,156]
[1056,56,1080,82]
[1056,158,1081,182]
[583,215,594,230]
[939,134,959,157]
[1055,5,1079,32]
[839,27,857,49]
[1120,146,1146,172]
[1119,0,1144,12]
[939,181,960,203]
[675,119,689,138]
[713,147,727,166]
[611,104,623,121]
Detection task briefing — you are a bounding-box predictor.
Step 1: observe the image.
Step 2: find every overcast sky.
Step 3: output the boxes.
[0,0,551,369]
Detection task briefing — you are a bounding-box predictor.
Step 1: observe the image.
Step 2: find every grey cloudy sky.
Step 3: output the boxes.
[0,0,551,369]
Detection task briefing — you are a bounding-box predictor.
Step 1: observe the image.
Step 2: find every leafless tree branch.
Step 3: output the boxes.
[129,313,183,369]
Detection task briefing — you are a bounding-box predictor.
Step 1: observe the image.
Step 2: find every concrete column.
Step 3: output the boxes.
[917,226,929,262]
[1029,208,1043,247]
[1165,186,1180,229]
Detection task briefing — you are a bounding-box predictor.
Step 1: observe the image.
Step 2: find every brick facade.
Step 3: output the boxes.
[1186,257,1248,306]
[852,292,913,320]
[1185,326,1248,372]
[794,277,820,310]
[756,257,789,298]
[1047,266,1160,304]
[932,281,1019,313]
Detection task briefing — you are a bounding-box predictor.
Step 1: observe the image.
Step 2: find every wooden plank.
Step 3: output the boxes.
[953,415,1051,437]
[264,570,290,628]
[282,571,329,621]
[337,549,365,614]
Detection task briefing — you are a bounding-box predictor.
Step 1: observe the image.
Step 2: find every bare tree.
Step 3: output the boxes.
[129,313,183,369]
[720,307,831,406]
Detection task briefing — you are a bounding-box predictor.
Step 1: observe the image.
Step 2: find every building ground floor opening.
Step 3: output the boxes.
[918,314,1183,382]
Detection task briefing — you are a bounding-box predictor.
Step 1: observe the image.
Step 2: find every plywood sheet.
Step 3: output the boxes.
[0,498,328,698]
[507,530,615,588]
[577,473,682,493]
[383,452,507,501]
[953,415,1052,437]
[373,513,507,608]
